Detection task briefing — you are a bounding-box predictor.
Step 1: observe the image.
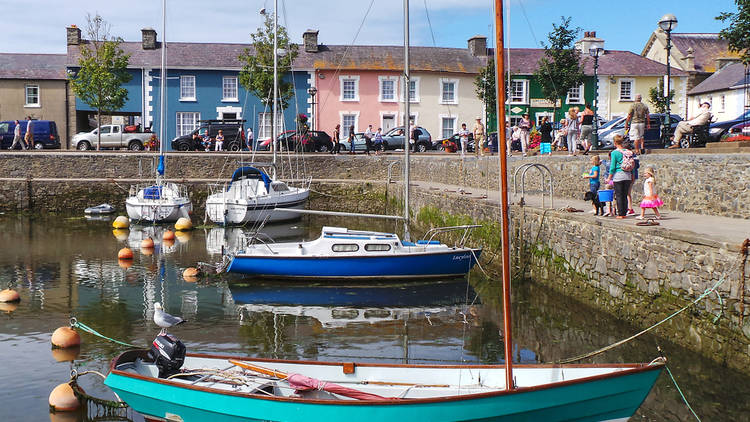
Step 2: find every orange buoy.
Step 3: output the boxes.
[163,230,176,240]
[51,346,81,362]
[112,229,129,241]
[140,237,155,249]
[0,288,20,303]
[118,259,133,270]
[183,276,198,283]
[48,383,80,412]
[51,327,81,349]
[140,247,154,256]
[183,267,200,278]
[118,247,134,260]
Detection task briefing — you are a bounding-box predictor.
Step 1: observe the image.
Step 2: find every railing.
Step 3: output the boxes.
[512,163,554,209]
[421,224,482,248]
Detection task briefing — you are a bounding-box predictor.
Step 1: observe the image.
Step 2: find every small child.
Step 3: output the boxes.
[636,167,664,220]
[600,152,614,216]
[582,155,600,213]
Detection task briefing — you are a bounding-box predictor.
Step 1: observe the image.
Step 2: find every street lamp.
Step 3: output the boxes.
[307,86,318,131]
[658,13,677,146]
[588,47,604,149]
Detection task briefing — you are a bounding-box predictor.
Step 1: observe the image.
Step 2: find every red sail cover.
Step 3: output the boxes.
[286,374,397,401]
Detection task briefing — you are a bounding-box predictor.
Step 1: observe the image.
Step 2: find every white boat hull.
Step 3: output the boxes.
[126,183,192,223]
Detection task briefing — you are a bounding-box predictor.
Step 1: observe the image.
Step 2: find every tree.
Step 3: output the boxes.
[69,14,132,150]
[475,57,497,131]
[238,13,299,112]
[717,0,750,64]
[533,17,586,121]
[647,78,675,114]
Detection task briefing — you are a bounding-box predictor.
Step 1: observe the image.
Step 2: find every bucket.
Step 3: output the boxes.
[598,189,614,202]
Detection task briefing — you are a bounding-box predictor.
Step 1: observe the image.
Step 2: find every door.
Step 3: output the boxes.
[99,125,117,147]
[382,115,396,132]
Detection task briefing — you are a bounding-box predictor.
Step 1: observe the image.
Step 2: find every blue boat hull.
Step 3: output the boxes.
[227,249,481,280]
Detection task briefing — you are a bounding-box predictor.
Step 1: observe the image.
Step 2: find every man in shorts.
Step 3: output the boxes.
[624,94,649,154]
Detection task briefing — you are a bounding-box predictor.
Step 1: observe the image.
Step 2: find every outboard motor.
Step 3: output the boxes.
[148,333,186,378]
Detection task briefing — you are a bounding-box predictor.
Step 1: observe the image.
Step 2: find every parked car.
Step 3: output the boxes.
[708,110,750,142]
[599,113,682,150]
[728,121,750,136]
[73,124,154,151]
[436,132,474,153]
[0,120,60,149]
[340,132,367,152]
[170,119,246,151]
[271,130,333,152]
[380,126,432,152]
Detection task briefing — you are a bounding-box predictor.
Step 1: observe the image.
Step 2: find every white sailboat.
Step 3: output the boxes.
[126,0,192,223]
[204,5,309,225]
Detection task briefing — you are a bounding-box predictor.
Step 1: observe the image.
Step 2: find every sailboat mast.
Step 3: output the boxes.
[493,0,514,390]
[402,0,411,240]
[159,0,167,179]
[272,0,278,167]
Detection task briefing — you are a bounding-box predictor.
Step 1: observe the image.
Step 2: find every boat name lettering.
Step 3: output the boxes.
[452,254,471,261]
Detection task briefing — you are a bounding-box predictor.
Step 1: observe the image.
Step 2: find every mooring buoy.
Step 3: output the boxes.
[117,248,134,260]
[0,288,20,303]
[163,229,176,240]
[51,327,81,349]
[51,346,81,362]
[48,383,81,412]
[175,231,192,243]
[112,216,130,229]
[140,237,155,249]
[112,229,129,241]
[174,217,193,231]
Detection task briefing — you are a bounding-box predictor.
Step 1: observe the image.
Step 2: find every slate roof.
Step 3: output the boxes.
[505,48,687,77]
[67,41,486,74]
[0,53,67,80]
[689,62,749,95]
[670,33,740,73]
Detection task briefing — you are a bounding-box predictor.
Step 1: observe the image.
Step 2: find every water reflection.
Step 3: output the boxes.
[0,215,747,421]
[204,224,305,255]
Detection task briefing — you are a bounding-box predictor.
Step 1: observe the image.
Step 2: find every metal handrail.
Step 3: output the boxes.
[422,224,481,247]
[387,161,401,184]
[512,163,554,209]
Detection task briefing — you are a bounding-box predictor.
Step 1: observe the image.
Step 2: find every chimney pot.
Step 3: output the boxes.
[67,26,81,45]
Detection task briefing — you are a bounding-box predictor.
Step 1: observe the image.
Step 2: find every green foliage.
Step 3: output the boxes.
[68,14,132,150]
[533,17,585,120]
[647,78,675,114]
[475,57,497,130]
[717,0,750,64]
[238,13,299,109]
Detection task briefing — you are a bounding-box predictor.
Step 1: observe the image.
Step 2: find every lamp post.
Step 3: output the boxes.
[307,86,317,131]
[658,14,678,145]
[588,47,603,149]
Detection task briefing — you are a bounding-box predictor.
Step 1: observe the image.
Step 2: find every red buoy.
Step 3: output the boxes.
[140,237,155,249]
[118,248,134,260]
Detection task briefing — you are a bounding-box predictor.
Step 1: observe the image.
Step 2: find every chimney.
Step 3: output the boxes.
[303,29,319,53]
[684,47,695,71]
[67,25,81,45]
[468,35,487,57]
[142,27,158,50]
[575,30,604,54]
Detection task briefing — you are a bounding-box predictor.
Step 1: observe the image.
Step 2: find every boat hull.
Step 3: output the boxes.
[205,196,308,225]
[227,249,481,280]
[105,352,663,422]
[126,198,192,223]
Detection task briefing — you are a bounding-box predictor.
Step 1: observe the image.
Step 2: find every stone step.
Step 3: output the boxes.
[705,140,750,152]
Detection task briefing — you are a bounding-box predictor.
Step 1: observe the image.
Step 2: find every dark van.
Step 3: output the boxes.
[170,119,246,151]
[0,120,61,149]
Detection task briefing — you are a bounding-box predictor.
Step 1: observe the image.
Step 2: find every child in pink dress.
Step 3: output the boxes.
[636,167,663,219]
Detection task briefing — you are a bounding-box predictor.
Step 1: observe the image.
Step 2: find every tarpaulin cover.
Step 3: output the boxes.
[286,374,396,401]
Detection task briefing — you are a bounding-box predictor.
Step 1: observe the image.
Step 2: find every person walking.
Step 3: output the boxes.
[518,113,532,157]
[458,123,470,157]
[670,102,712,148]
[579,103,595,154]
[566,108,580,156]
[246,127,254,151]
[214,130,224,151]
[624,94,650,154]
[364,124,374,155]
[473,117,485,157]
[636,167,664,220]
[11,120,26,150]
[24,116,34,149]
[583,155,601,213]
[331,124,341,154]
[539,116,552,145]
[373,128,384,155]
[348,125,356,154]
[604,135,635,219]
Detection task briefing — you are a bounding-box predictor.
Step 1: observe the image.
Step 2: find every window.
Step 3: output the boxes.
[720,95,725,112]
[440,79,458,104]
[340,76,360,101]
[100,126,112,134]
[222,76,238,101]
[25,84,40,107]
[509,116,522,127]
[258,112,283,139]
[566,84,584,104]
[509,79,528,104]
[365,244,391,252]
[176,112,200,136]
[408,77,420,102]
[618,79,634,101]
[341,114,357,137]
[332,244,359,252]
[441,117,456,139]
[180,75,196,100]
[379,76,397,102]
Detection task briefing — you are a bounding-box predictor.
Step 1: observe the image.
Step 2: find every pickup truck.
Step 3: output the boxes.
[72,125,155,151]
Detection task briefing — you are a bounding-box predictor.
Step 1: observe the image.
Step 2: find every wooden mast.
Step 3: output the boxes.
[493,0,514,390]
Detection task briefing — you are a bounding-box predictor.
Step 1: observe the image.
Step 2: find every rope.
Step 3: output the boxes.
[70,317,142,348]
[665,364,702,421]
[555,277,726,364]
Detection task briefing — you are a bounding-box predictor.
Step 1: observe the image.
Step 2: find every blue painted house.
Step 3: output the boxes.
[66,26,311,150]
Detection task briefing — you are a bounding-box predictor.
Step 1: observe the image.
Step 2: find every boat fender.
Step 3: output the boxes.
[174,217,193,231]
[149,333,186,378]
[112,216,130,229]
[0,288,20,303]
[48,382,81,412]
[51,327,81,349]
[118,248,134,260]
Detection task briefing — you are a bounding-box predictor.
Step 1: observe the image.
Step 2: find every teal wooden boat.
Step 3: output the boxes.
[105,350,664,422]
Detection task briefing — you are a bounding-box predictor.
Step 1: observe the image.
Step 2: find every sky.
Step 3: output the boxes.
[0,0,739,55]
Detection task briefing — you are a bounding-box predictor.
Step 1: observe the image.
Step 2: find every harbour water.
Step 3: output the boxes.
[0,215,748,421]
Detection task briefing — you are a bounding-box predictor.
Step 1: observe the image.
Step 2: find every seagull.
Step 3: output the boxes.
[153,302,185,335]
